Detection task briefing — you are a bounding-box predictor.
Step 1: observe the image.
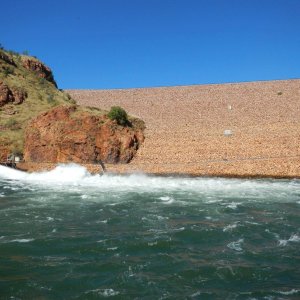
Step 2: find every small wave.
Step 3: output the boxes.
[97,219,108,224]
[245,221,261,225]
[10,238,34,243]
[159,196,174,204]
[227,238,244,251]
[279,234,300,246]
[172,227,185,233]
[107,247,118,251]
[97,239,107,243]
[274,289,300,295]
[148,241,158,246]
[156,215,169,220]
[225,202,241,209]
[223,222,239,232]
[85,288,120,297]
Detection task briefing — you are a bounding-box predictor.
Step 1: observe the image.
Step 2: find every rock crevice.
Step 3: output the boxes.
[0,81,27,107]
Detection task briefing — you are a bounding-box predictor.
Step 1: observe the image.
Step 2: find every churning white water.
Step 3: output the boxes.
[0,164,298,199]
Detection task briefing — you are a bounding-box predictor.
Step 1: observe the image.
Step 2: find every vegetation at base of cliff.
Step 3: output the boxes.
[108,106,129,126]
[0,46,76,157]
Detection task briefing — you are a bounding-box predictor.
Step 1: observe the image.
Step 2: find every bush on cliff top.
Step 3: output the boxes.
[108,106,129,126]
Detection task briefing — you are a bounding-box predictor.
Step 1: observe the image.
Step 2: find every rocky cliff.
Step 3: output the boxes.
[0,48,145,164]
[21,56,57,87]
[24,106,144,164]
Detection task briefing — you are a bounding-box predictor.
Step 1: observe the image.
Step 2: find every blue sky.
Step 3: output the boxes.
[1,0,299,89]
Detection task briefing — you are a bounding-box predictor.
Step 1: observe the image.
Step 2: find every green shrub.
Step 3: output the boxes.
[3,66,15,77]
[5,118,17,128]
[108,106,129,126]
[47,94,54,103]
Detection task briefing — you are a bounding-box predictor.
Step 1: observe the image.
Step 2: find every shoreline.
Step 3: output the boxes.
[14,162,300,180]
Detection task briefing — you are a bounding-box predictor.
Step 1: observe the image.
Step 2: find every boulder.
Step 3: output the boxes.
[24,105,144,164]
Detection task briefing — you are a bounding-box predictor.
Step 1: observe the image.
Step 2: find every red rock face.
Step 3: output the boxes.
[0,81,13,106]
[21,57,57,87]
[0,81,27,107]
[24,106,144,164]
[10,87,27,104]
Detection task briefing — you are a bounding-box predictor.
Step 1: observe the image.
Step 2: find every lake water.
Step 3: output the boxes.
[0,164,299,299]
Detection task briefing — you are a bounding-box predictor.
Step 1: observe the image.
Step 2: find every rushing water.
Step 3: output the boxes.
[0,164,299,299]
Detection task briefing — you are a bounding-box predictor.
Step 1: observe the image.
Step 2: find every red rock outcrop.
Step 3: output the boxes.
[0,81,27,106]
[0,81,13,106]
[11,87,27,104]
[21,57,57,87]
[24,105,144,164]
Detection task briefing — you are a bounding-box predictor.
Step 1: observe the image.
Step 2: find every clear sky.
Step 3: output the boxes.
[1,0,299,89]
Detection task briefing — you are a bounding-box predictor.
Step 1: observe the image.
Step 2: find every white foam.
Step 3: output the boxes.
[224,202,241,209]
[97,239,107,243]
[172,227,185,232]
[0,164,299,199]
[289,234,300,242]
[227,238,244,251]
[107,247,118,251]
[275,289,300,295]
[223,222,239,232]
[156,215,169,220]
[148,241,157,246]
[10,238,34,243]
[85,288,120,297]
[279,234,300,246]
[159,196,174,204]
[97,220,108,224]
